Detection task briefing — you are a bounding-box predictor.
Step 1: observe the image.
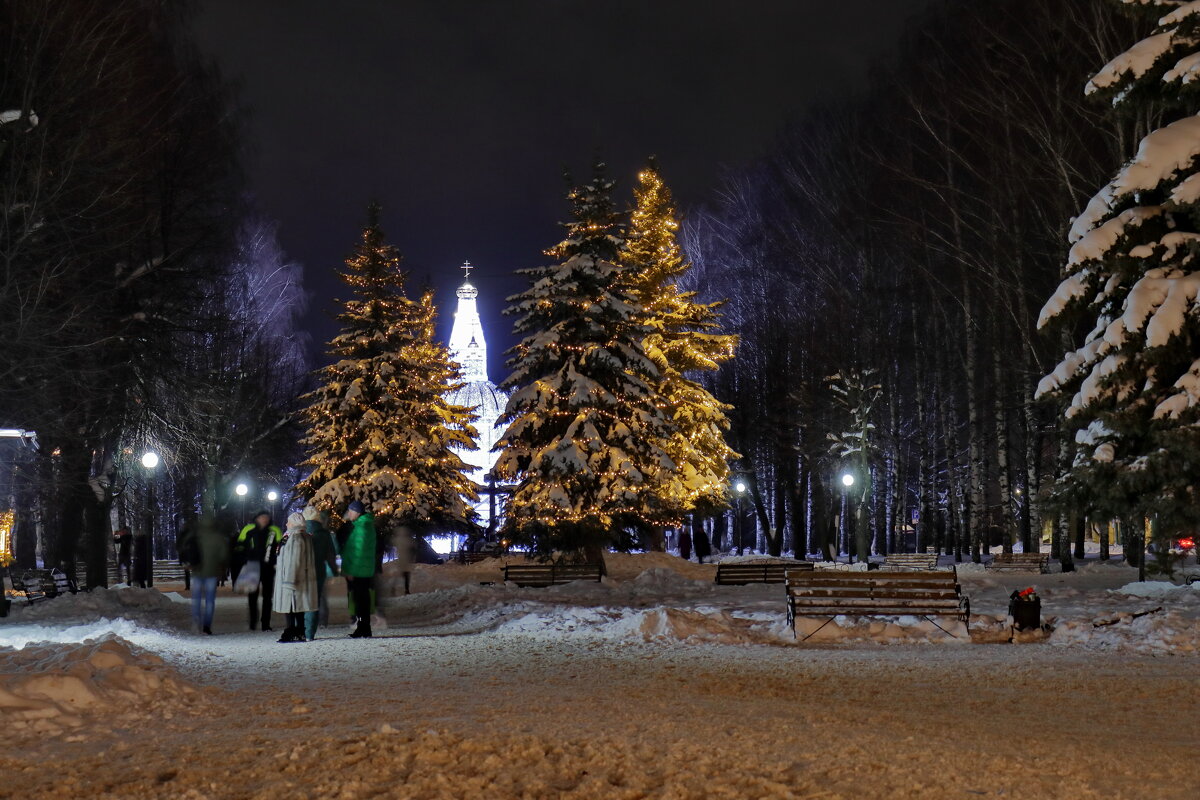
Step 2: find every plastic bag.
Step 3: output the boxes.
[233,560,261,595]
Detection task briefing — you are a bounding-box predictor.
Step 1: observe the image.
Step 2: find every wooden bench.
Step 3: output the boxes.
[883,553,940,571]
[988,553,1049,573]
[9,570,56,605]
[450,551,493,565]
[49,568,80,596]
[715,561,814,585]
[502,563,603,587]
[786,570,970,640]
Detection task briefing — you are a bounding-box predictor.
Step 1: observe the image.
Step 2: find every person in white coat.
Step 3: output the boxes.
[273,512,317,642]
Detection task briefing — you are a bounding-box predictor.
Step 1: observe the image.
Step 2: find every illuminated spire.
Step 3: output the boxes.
[449,261,487,382]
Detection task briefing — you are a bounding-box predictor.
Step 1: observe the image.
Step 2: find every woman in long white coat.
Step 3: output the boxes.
[273,512,318,642]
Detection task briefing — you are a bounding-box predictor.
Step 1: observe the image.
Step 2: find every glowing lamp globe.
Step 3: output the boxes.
[267,491,279,502]
[235,483,249,497]
[734,481,747,494]
[140,452,159,470]
[841,473,855,487]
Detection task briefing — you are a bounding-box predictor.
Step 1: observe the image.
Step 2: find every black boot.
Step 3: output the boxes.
[348,625,372,639]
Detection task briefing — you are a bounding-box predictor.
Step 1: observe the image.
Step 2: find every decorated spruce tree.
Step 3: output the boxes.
[1037,0,1200,574]
[620,162,738,530]
[494,164,677,564]
[298,204,478,530]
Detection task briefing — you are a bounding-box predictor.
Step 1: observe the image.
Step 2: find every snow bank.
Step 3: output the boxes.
[1051,609,1200,654]
[0,634,207,736]
[6,585,191,631]
[1111,580,1200,598]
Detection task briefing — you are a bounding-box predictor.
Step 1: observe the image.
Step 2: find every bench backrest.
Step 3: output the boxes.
[502,564,603,585]
[883,554,939,570]
[716,562,813,584]
[51,569,73,594]
[14,570,52,599]
[992,553,1047,564]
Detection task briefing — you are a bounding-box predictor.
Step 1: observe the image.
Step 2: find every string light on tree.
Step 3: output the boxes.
[494,162,678,564]
[297,203,478,530]
[620,160,738,531]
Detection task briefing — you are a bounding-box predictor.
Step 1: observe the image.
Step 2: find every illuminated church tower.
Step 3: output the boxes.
[445,262,507,525]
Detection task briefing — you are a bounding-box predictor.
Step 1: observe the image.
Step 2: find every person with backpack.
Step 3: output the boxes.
[233,511,283,631]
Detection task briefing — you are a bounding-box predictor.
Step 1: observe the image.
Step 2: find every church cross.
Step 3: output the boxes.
[461,260,473,280]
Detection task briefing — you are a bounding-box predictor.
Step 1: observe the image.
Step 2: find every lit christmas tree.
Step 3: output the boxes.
[298,204,479,531]
[1037,0,1200,570]
[494,164,677,564]
[621,162,738,530]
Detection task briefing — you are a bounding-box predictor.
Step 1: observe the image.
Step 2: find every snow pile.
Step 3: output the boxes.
[1050,609,1200,654]
[6,585,191,631]
[0,634,206,736]
[1111,580,1200,598]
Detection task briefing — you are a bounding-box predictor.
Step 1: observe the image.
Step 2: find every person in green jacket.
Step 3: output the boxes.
[302,505,339,641]
[342,500,376,638]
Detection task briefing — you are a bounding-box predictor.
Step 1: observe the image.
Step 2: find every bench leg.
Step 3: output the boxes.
[797,616,836,642]
[923,616,968,640]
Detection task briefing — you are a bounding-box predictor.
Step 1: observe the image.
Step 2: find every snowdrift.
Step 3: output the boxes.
[0,633,207,736]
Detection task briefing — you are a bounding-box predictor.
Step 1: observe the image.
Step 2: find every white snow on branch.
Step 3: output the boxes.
[0,109,38,128]
[1070,115,1200,243]
[1086,32,1177,96]
[1154,357,1200,417]
[1121,268,1200,346]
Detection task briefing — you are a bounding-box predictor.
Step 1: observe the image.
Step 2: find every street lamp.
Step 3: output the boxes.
[733,480,747,555]
[140,452,160,588]
[266,490,278,502]
[235,482,249,527]
[841,473,855,487]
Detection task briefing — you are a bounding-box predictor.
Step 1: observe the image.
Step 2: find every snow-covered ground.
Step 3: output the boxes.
[1,553,1197,798]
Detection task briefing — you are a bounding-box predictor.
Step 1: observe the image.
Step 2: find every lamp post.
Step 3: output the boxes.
[141,452,159,588]
[235,482,249,528]
[734,481,747,556]
[267,490,279,522]
[840,472,855,562]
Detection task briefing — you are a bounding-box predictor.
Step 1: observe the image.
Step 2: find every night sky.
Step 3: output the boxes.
[192,0,931,376]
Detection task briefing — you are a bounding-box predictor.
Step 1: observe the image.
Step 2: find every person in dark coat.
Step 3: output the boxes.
[113,528,133,583]
[302,505,339,641]
[179,513,229,635]
[233,511,282,631]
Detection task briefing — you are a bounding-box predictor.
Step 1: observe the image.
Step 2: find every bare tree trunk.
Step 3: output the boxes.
[993,346,1014,553]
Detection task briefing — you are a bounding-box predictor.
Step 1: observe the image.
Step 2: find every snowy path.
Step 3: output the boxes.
[2,555,1198,798]
[2,621,1195,799]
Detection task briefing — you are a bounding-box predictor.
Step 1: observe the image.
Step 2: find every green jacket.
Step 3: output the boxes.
[341,513,377,578]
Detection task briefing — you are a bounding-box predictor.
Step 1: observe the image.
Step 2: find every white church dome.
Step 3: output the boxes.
[444,262,509,525]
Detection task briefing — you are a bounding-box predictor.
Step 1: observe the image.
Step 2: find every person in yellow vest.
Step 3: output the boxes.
[234,511,283,631]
